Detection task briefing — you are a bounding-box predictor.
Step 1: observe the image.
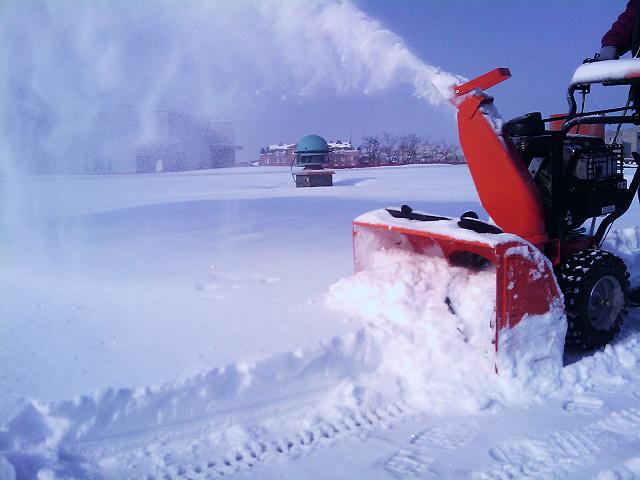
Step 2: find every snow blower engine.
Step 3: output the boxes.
[353,59,640,366]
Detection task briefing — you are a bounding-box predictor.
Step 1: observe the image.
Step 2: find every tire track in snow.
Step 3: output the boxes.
[82,400,409,479]
[1,325,391,478]
[382,420,481,478]
[562,394,604,415]
[472,405,640,479]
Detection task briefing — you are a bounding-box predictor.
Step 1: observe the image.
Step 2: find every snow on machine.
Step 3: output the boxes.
[353,60,640,368]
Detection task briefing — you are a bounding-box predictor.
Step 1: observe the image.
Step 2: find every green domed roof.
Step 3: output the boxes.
[295,135,329,157]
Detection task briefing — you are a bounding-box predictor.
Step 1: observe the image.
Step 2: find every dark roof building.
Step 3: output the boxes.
[136,112,242,173]
[259,137,361,168]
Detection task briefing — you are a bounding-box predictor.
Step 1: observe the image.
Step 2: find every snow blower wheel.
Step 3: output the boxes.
[556,250,629,350]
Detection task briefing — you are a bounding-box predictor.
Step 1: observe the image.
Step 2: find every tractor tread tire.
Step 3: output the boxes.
[555,249,629,351]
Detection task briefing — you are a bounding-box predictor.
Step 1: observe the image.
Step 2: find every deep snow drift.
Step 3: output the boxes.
[2,165,640,479]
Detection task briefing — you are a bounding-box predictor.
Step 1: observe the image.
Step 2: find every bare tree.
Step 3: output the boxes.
[433,141,464,164]
[398,133,422,165]
[359,132,465,167]
[380,131,398,164]
[360,135,380,166]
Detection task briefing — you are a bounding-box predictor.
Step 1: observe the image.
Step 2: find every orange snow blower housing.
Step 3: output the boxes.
[354,61,640,362]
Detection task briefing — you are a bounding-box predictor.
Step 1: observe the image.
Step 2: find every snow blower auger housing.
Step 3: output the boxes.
[354,61,640,366]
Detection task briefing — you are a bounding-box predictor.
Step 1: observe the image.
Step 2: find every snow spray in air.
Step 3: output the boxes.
[0,14,23,256]
[1,0,463,175]
[0,0,463,253]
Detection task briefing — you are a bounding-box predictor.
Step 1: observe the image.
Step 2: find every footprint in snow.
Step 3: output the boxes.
[384,448,435,478]
[411,419,481,451]
[563,395,605,415]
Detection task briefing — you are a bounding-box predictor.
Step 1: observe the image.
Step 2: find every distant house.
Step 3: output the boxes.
[259,139,361,167]
[327,140,361,168]
[136,112,242,173]
[258,143,296,166]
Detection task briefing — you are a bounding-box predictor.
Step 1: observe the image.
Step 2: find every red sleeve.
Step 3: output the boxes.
[602,0,638,54]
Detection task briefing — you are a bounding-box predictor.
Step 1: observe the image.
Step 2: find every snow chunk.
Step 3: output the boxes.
[496,300,567,401]
[414,65,466,103]
[603,226,640,285]
[328,249,496,412]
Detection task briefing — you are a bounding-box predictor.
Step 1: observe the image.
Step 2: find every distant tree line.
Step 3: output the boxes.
[359,132,464,166]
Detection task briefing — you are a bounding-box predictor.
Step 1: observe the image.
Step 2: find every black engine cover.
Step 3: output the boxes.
[505,127,626,232]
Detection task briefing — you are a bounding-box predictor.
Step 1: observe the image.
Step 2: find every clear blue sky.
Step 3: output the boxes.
[239,0,633,157]
[3,0,635,165]
[357,0,630,124]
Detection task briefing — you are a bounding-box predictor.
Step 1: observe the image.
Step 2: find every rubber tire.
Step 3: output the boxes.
[555,250,629,350]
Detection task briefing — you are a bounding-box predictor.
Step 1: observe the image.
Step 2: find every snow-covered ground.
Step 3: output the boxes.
[2,164,640,479]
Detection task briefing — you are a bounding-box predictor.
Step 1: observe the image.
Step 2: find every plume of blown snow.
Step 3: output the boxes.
[260,0,464,102]
[1,0,463,175]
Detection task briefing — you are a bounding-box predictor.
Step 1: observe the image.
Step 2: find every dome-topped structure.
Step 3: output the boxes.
[295,135,329,157]
[291,134,334,187]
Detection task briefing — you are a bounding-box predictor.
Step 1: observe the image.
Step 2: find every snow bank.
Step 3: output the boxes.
[604,226,640,285]
[3,225,640,477]
[561,332,640,395]
[329,247,567,410]
[0,329,383,478]
[0,248,566,477]
[328,249,497,411]
[331,236,640,409]
[496,303,567,400]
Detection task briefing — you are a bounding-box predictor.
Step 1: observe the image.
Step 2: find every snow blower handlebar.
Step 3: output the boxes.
[561,114,639,134]
[565,59,640,127]
[453,63,640,255]
[569,59,640,88]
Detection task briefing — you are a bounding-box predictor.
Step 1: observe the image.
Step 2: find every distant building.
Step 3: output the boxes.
[606,128,640,160]
[327,140,361,168]
[136,112,242,173]
[258,143,296,166]
[259,139,361,167]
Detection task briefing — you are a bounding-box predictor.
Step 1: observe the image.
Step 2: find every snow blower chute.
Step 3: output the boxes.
[354,61,640,368]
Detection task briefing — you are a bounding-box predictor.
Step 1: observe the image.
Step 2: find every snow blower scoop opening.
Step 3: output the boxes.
[343,208,566,376]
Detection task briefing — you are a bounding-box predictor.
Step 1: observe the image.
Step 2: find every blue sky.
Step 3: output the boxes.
[2,0,635,165]
[243,0,634,158]
[356,0,630,128]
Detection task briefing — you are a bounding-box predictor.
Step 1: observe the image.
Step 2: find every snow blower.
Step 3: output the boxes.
[353,60,640,366]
